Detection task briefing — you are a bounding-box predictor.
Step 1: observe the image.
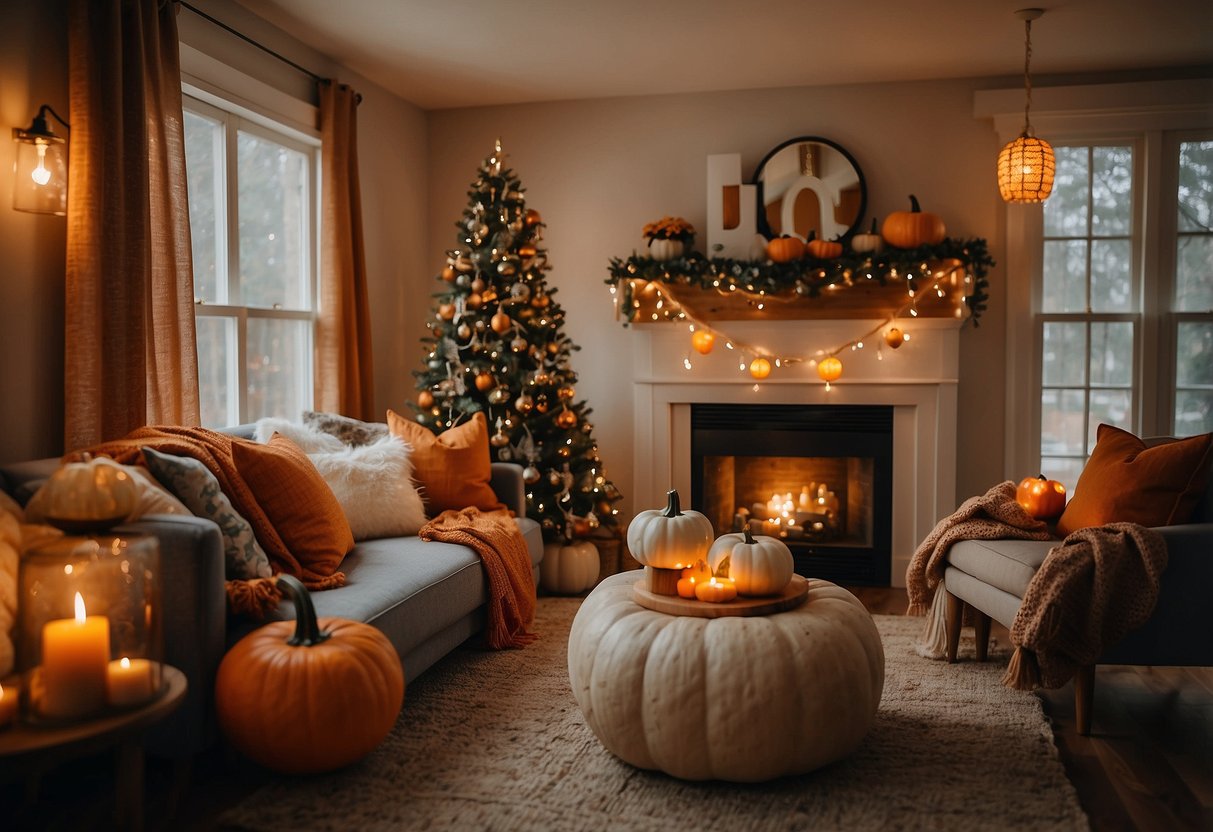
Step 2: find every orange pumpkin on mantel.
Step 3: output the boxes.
[881,195,947,249]
[805,232,843,260]
[766,235,805,263]
[1016,474,1067,520]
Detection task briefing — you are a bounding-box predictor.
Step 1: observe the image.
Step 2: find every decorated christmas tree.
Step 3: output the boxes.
[411,141,622,541]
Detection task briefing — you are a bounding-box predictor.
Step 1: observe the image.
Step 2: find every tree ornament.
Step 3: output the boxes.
[523,464,541,484]
[474,319,487,333]
[555,408,577,429]
[545,340,559,355]
[488,387,511,405]
[510,337,528,353]
[548,468,565,487]
[535,395,550,414]
[817,356,843,382]
[518,243,537,261]
[525,208,542,226]
[531,293,550,309]
[491,311,512,334]
[691,330,715,355]
[532,369,551,386]
[438,303,456,321]
[437,379,456,396]
[582,422,594,433]
[490,420,511,448]
[557,385,576,401]
[418,390,434,409]
[471,277,486,292]
[427,357,445,371]
[456,323,472,341]
[510,281,531,301]
[441,265,457,282]
[455,273,471,288]
[885,328,905,349]
[749,357,772,380]
[515,394,534,414]
[497,447,514,461]
[558,446,571,457]
[498,260,518,277]
[475,372,496,391]
[466,293,483,310]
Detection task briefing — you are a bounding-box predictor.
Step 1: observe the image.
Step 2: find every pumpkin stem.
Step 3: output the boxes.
[662,489,683,518]
[1038,473,1047,480]
[743,524,756,545]
[869,217,878,234]
[276,574,332,647]
[807,230,817,242]
[908,194,922,213]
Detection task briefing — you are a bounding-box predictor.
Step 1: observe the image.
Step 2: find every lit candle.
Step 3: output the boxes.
[39,592,110,719]
[0,682,17,728]
[695,577,738,603]
[799,486,812,510]
[107,657,156,707]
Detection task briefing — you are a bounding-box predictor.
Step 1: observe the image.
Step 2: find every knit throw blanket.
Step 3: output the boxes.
[76,426,320,617]
[420,507,537,650]
[1002,522,1167,691]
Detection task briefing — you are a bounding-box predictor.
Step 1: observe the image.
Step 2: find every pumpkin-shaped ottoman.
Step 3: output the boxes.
[567,571,884,782]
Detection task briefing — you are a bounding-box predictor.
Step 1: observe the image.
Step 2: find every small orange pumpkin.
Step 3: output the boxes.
[817,356,843,382]
[805,232,843,259]
[749,357,772,379]
[215,576,405,774]
[881,195,947,249]
[1016,474,1067,520]
[691,330,715,355]
[766,236,805,263]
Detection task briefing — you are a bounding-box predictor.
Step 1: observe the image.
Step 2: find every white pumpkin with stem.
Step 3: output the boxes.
[540,539,599,595]
[626,489,713,595]
[708,524,795,596]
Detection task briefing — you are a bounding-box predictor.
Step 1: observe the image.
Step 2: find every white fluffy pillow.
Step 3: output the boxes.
[307,435,427,540]
[253,417,345,453]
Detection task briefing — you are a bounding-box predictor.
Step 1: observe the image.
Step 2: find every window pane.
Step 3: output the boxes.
[1090,239,1132,311]
[183,110,224,304]
[1175,390,1213,436]
[1041,388,1086,455]
[197,316,236,428]
[1042,240,1087,313]
[247,317,311,421]
[238,131,309,310]
[1176,322,1213,386]
[1042,322,1087,385]
[1089,322,1133,386]
[1040,456,1085,502]
[1175,235,1213,312]
[1088,390,1132,452]
[1044,147,1089,238]
[1177,140,1213,233]
[1091,146,1132,237]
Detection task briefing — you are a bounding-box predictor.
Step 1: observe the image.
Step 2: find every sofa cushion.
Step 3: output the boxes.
[946,538,1056,599]
[253,417,344,453]
[387,410,504,514]
[230,434,355,580]
[304,411,389,447]
[1056,424,1213,536]
[307,435,427,540]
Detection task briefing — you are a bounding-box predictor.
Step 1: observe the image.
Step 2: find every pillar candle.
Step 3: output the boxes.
[695,577,738,603]
[39,592,110,719]
[0,682,17,728]
[107,657,156,707]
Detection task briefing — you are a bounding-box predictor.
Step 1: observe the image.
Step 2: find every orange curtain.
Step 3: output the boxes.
[64,0,200,451]
[316,82,375,421]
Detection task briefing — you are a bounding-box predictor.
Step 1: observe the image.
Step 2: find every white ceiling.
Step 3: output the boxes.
[233,0,1213,110]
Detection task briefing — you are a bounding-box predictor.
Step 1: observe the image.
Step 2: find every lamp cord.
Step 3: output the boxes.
[1023,18,1034,137]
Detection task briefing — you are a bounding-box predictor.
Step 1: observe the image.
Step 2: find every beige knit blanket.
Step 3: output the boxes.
[1002,522,1167,690]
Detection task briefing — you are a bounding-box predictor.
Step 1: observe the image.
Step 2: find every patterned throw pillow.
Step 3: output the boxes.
[303,411,389,447]
[141,447,273,580]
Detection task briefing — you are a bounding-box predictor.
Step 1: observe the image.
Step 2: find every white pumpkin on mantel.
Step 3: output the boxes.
[568,572,885,782]
[707,526,794,596]
[540,539,599,595]
[646,238,686,261]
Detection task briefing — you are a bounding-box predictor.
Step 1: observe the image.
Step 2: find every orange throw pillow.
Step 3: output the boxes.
[230,434,355,581]
[386,410,504,514]
[1055,424,1213,536]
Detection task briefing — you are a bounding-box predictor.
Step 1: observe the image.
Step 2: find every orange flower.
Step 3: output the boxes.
[642,216,696,243]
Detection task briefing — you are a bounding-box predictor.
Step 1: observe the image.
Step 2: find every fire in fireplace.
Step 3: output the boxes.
[690,403,893,586]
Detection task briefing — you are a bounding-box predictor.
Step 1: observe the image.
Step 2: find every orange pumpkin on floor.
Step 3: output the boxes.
[1016,474,1067,520]
[215,575,405,774]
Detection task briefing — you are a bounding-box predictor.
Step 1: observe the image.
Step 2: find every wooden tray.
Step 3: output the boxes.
[632,574,809,618]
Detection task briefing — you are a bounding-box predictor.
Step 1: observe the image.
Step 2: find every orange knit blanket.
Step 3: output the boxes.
[419,507,537,650]
[1003,522,1167,690]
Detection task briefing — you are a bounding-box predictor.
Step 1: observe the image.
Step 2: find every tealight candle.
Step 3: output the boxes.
[694,577,738,603]
[39,592,110,719]
[0,682,17,728]
[107,657,156,707]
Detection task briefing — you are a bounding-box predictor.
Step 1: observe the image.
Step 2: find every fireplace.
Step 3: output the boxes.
[691,404,892,585]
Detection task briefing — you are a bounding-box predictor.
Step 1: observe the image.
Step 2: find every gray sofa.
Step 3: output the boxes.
[0,425,544,758]
[942,443,1213,733]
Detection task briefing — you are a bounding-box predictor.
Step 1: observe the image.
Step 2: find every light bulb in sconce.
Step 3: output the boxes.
[31,143,52,185]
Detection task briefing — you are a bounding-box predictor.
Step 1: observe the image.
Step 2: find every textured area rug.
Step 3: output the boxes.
[221,596,1087,831]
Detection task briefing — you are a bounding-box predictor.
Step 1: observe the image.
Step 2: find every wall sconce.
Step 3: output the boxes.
[12,104,70,216]
[997,9,1054,204]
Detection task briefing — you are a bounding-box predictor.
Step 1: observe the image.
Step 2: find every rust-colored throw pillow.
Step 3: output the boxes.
[230,434,355,581]
[1056,424,1213,536]
[386,410,504,514]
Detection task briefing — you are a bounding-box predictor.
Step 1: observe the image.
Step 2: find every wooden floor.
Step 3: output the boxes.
[4,585,1211,831]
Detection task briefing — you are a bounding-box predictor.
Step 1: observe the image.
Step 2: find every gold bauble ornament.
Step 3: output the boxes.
[438,303,456,321]
[510,337,528,353]
[545,341,559,355]
[557,385,575,401]
[471,277,486,292]
[510,281,530,301]
[557,446,570,458]
[518,244,537,260]
[522,465,541,484]
[490,429,510,448]
[418,390,434,408]
[548,469,564,487]
[491,311,512,334]
[497,260,517,277]
[555,408,577,429]
[530,293,550,309]
[466,293,483,310]
[535,395,549,414]
[525,209,542,226]
[532,370,551,386]
[514,394,534,414]
[475,372,495,391]
[885,328,905,349]
[441,266,457,282]
[456,323,472,341]
[487,387,510,405]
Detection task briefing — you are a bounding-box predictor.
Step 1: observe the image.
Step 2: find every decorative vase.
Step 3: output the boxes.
[647,238,686,262]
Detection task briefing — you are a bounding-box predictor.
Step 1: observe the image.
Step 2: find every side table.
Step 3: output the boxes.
[0,665,187,832]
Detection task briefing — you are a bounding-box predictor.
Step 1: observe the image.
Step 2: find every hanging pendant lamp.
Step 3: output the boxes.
[997,8,1054,203]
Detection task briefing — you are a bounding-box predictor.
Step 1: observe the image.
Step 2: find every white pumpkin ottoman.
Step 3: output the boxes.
[567,571,884,782]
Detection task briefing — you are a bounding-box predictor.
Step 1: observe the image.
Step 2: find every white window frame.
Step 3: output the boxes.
[976,79,1213,479]
[182,91,322,427]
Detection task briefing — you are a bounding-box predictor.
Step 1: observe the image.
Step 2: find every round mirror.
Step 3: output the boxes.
[753,137,866,243]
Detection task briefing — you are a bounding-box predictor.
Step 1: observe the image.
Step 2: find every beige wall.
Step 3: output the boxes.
[426,81,1010,517]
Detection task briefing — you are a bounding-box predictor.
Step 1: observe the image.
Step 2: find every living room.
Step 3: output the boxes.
[0,0,1210,829]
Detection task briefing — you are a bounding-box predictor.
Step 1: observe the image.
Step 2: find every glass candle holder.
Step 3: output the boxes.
[17,534,162,723]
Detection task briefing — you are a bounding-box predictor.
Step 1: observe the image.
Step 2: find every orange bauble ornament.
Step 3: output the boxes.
[555,408,578,429]
[490,311,512,334]
[817,356,843,382]
[438,303,455,321]
[418,390,434,408]
[525,209,542,226]
[441,266,457,282]
[749,357,772,380]
[474,372,495,391]
[691,330,715,355]
[1016,474,1067,520]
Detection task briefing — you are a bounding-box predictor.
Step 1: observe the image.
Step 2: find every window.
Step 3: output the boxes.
[1032,133,1213,494]
[182,95,319,427]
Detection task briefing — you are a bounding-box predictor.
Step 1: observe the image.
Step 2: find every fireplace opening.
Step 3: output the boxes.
[690,404,893,586]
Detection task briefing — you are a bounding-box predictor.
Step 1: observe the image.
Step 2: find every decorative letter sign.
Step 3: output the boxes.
[706,154,758,259]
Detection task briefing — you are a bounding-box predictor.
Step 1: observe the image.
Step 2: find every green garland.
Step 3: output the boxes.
[606,237,994,324]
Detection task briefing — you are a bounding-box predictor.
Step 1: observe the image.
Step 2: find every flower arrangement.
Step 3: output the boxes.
[642,216,696,246]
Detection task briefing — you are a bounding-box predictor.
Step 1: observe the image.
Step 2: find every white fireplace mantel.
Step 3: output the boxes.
[630,317,962,588]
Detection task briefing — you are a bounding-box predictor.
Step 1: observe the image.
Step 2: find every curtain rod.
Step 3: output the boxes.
[177,0,332,89]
